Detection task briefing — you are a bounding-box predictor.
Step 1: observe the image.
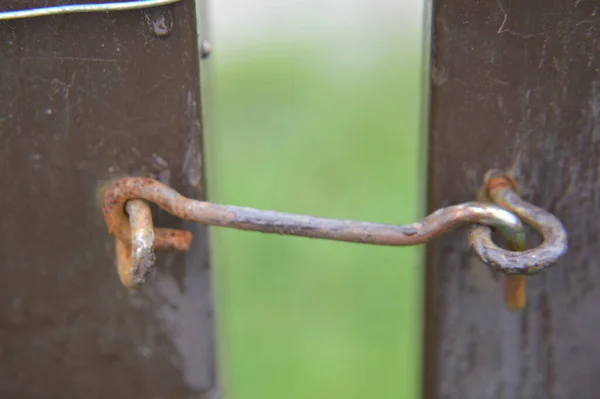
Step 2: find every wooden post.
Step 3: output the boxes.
[0,1,218,398]
[424,1,600,398]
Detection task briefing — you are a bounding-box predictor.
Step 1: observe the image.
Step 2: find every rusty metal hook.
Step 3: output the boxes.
[101,177,528,288]
[469,172,568,276]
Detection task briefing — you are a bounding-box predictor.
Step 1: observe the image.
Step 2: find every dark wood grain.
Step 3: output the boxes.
[0,1,217,398]
[424,1,600,398]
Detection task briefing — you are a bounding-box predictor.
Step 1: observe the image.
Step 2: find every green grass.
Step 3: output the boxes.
[207,43,425,399]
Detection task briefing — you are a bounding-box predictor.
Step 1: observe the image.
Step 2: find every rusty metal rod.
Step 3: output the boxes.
[474,172,529,312]
[102,177,526,287]
[469,172,568,276]
[117,200,156,287]
[116,199,192,287]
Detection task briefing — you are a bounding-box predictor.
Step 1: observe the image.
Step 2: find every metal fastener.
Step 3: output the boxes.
[469,171,568,310]
[100,173,567,305]
[200,40,212,59]
[469,172,568,276]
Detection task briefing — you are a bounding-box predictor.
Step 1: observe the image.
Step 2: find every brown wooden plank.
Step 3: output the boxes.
[0,1,217,398]
[424,1,600,398]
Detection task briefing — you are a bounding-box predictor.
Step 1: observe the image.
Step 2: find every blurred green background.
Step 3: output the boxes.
[204,5,426,397]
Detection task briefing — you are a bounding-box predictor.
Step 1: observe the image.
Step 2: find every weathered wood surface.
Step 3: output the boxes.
[0,1,217,398]
[425,1,600,398]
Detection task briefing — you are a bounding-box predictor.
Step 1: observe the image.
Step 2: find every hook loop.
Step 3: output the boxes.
[468,172,568,275]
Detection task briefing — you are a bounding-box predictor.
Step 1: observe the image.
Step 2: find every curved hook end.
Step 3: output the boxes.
[469,171,568,275]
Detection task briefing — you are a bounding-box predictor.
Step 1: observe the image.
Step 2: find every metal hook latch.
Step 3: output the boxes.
[100,171,568,311]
